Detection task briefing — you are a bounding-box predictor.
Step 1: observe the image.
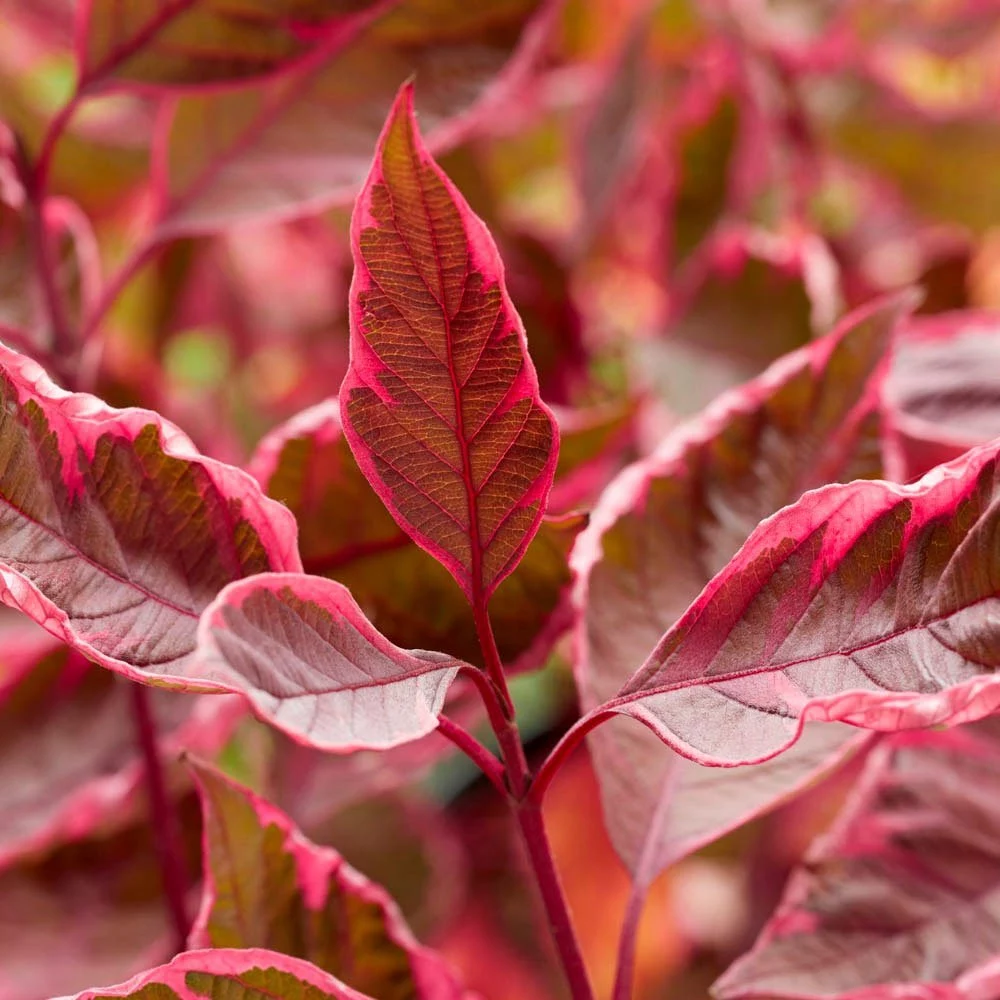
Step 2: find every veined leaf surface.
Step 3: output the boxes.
[188,760,466,999]
[0,347,300,684]
[603,434,1000,765]
[341,83,558,604]
[250,398,581,670]
[575,295,904,873]
[189,573,465,751]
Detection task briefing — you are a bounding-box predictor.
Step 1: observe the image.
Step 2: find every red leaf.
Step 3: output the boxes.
[189,573,465,750]
[76,1,383,90]
[0,788,203,998]
[250,398,581,672]
[0,346,300,684]
[886,310,1000,480]
[340,83,558,604]
[60,948,377,999]
[574,293,906,873]
[152,2,552,236]
[0,622,241,866]
[600,433,1000,766]
[188,760,467,999]
[715,723,1000,999]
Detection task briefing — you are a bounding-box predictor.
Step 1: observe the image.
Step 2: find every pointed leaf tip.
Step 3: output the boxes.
[341,83,559,605]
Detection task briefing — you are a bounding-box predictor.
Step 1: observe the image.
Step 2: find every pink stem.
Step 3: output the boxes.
[130,682,190,954]
[436,715,507,797]
[80,237,160,344]
[472,600,594,1000]
[528,708,611,807]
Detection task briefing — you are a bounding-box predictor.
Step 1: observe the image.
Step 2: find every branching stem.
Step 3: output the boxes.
[472,598,595,1000]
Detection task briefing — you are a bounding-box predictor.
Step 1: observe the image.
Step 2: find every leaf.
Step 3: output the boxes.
[78,2,382,91]
[714,722,1000,999]
[58,948,376,1000]
[637,227,843,417]
[0,345,300,683]
[188,572,465,750]
[0,623,242,865]
[886,310,1000,480]
[340,82,559,605]
[188,760,466,999]
[154,1,552,236]
[575,293,906,873]
[0,788,203,999]
[250,399,581,670]
[601,428,1000,767]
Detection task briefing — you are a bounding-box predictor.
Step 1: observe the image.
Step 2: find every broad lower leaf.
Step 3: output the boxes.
[575,294,904,873]
[886,310,1000,480]
[714,722,1000,999]
[78,2,380,90]
[603,431,1000,766]
[59,948,375,1000]
[340,83,559,604]
[188,760,466,999]
[250,399,582,670]
[0,623,242,865]
[188,573,465,750]
[154,2,551,235]
[1,788,202,999]
[0,346,300,683]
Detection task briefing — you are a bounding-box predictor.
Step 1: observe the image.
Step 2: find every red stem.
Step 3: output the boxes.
[529,708,611,808]
[436,715,507,797]
[80,237,160,344]
[472,599,594,1000]
[130,682,190,954]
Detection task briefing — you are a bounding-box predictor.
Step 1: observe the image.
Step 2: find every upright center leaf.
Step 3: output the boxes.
[341,83,558,605]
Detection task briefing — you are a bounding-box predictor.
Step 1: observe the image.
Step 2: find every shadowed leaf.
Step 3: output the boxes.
[188,760,465,999]
[341,82,558,604]
[154,1,552,235]
[0,624,242,866]
[715,722,1000,999]
[78,1,383,90]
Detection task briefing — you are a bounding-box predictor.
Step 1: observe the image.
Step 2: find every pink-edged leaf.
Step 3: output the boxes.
[1,788,203,999]
[250,398,582,672]
[77,2,383,91]
[153,2,552,236]
[188,572,465,751]
[341,82,558,605]
[601,431,1000,767]
[0,346,300,684]
[714,722,1000,999]
[56,948,376,1000]
[885,310,1000,480]
[575,293,906,874]
[188,759,466,999]
[0,621,242,866]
